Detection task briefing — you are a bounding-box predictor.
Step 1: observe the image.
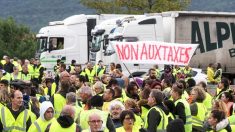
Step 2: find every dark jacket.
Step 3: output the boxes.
[45,115,82,132]
[3,62,14,73]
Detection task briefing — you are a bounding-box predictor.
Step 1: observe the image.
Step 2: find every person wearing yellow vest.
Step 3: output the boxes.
[207,63,217,84]
[78,86,93,110]
[108,100,125,128]
[68,59,76,74]
[84,62,95,84]
[182,65,193,81]
[102,89,115,112]
[33,59,44,84]
[20,64,32,81]
[215,78,232,100]
[93,81,105,96]
[45,105,82,132]
[173,65,183,80]
[144,89,169,132]
[82,113,109,132]
[190,86,207,131]
[197,81,213,112]
[66,92,82,123]
[28,101,56,132]
[171,82,192,132]
[25,59,34,79]
[207,110,232,132]
[11,66,21,81]
[44,78,57,98]
[1,55,7,65]
[3,56,14,74]
[78,95,115,131]
[116,110,141,132]
[94,60,106,77]
[0,70,11,82]
[214,63,222,83]
[50,81,70,118]
[0,90,31,131]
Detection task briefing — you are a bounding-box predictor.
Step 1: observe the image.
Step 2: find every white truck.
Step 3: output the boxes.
[94,11,235,83]
[36,14,128,71]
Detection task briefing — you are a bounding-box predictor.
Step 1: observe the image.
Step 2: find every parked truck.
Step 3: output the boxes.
[93,11,235,83]
[36,14,128,71]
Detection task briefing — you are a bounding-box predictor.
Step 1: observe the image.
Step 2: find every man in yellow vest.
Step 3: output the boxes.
[28,101,56,132]
[83,113,108,132]
[0,90,31,131]
[33,59,44,84]
[84,62,95,84]
[207,63,217,84]
[11,66,21,81]
[94,60,106,77]
[68,59,76,74]
[20,64,32,81]
[66,92,82,123]
[144,89,169,132]
[45,105,82,132]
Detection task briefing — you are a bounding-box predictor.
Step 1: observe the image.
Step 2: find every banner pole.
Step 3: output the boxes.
[123,63,140,88]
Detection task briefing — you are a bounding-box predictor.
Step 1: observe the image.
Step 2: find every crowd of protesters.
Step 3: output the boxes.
[0,55,234,132]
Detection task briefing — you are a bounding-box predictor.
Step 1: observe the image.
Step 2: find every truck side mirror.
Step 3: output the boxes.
[103,34,109,50]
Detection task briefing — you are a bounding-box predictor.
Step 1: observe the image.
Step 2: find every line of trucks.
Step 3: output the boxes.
[35,11,235,84]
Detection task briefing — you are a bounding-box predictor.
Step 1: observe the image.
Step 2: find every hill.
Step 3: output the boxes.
[0,0,235,32]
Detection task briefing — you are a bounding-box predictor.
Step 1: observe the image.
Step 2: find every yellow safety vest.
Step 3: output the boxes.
[0,107,29,132]
[44,82,57,97]
[34,65,43,79]
[1,73,11,82]
[1,60,6,65]
[175,98,192,132]
[203,92,212,112]
[144,106,168,132]
[49,120,76,132]
[28,64,34,78]
[20,72,31,81]
[79,109,108,130]
[53,94,66,118]
[116,126,140,132]
[94,65,106,77]
[74,104,82,122]
[192,102,207,128]
[69,65,75,73]
[134,114,144,127]
[229,115,235,125]
[141,106,150,120]
[28,117,56,132]
[10,73,22,80]
[84,68,95,83]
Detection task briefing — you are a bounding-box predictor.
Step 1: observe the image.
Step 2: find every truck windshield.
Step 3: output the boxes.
[90,35,102,52]
[37,37,48,53]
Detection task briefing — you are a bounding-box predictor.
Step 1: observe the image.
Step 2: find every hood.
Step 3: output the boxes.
[57,115,74,128]
[40,101,54,121]
[216,118,229,131]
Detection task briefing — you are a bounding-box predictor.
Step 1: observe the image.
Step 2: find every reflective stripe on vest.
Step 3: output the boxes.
[34,121,41,132]
[1,107,28,131]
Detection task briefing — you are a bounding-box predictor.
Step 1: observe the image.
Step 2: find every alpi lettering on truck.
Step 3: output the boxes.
[192,21,235,56]
[112,41,198,65]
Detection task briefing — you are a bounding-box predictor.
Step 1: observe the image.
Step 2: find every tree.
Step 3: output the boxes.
[0,17,37,59]
[80,0,191,14]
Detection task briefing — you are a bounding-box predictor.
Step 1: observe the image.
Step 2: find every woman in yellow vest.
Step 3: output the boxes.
[221,91,234,116]
[116,110,140,132]
[207,110,232,132]
[171,82,192,132]
[215,78,231,100]
[190,86,207,131]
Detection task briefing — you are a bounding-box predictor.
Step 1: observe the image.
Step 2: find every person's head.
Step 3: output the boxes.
[5,56,10,63]
[11,90,23,109]
[66,92,77,105]
[218,78,230,90]
[89,95,104,109]
[148,89,164,107]
[187,78,196,88]
[93,81,104,95]
[197,81,207,91]
[60,71,70,82]
[60,105,76,119]
[0,79,9,90]
[110,62,115,70]
[0,89,10,104]
[40,101,54,121]
[86,62,93,70]
[115,64,122,72]
[79,86,93,103]
[126,82,138,96]
[103,88,115,102]
[59,63,66,72]
[13,66,19,74]
[69,74,77,84]
[208,110,226,127]
[60,81,70,93]
[212,100,228,116]
[75,75,86,88]
[101,74,110,85]
[107,78,119,88]
[148,68,156,79]
[113,86,122,98]
[88,113,104,132]
[221,91,233,103]
[22,64,28,73]
[124,98,138,110]
[171,82,184,101]
[93,76,100,84]
[140,88,151,100]
[57,59,61,65]
[216,63,222,70]
[109,100,125,119]
[74,64,82,72]
[71,60,76,65]
[120,110,135,128]
[190,86,206,102]
[150,81,162,90]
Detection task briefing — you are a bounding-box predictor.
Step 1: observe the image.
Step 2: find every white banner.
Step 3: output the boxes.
[112,41,198,65]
